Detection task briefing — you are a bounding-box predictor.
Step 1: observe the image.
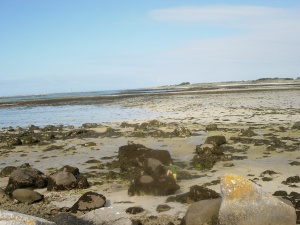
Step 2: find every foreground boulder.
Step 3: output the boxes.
[12,189,43,204]
[0,209,55,225]
[181,198,221,225]
[5,168,47,194]
[219,174,296,225]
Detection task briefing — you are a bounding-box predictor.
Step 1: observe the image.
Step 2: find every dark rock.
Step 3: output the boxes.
[206,124,218,131]
[204,135,226,146]
[239,128,256,137]
[12,189,43,204]
[82,123,99,128]
[47,171,77,191]
[126,206,144,214]
[172,127,191,137]
[5,168,47,194]
[21,136,39,145]
[144,158,165,177]
[6,138,22,147]
[70,191,106,214]
[156,204,171,213]
[291,122,300,130]
[166,185,220,204]
[59,165,80,177]
[0,166,17,177]
[273,191,288,196]
[289,161,300,166]
[284,176,300,184]
[77,175,90,189]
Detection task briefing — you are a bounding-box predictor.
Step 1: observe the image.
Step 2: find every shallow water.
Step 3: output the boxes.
[0,105,165,128]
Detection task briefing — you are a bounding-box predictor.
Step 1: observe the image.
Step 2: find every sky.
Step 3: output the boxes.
[1,0,300,96]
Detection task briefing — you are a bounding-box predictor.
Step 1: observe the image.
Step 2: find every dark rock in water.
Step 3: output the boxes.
[273,190,288,196]
[204,135,226,146]
[181,198,221,225]
[5,168,47,194]
[126,206,144,214]
[219,174,296,225]
[70,191,106,214]
[156,204,171,213]
[118,143,172,179]
[291,122,300,130]
[166,185,220,204]
[12,189,43,204]
[47,171,77,191]
[0,166,17,177]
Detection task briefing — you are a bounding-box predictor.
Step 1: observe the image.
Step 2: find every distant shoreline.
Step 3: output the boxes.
[1,79,299,108]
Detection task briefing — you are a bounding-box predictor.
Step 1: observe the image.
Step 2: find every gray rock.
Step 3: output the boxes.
[80,207,133,225]
[12,189,43,204]
[47,171,77,191]
[70,191,106,214]
[219,174,297,225]
[182,198,221,225]
[0,209,56,224]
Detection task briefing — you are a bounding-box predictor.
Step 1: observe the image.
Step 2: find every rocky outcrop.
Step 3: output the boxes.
[5,168,47,194]
[218,174,296,225]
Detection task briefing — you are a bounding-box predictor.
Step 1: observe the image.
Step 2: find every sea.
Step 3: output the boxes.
[0,89,172,129]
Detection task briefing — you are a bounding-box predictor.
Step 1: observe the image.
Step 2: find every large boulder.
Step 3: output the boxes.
[118,144,172,179]
[218,174,297,225]
[0,209,55,225]
[5,168,47,194]
[12,189,44,204]
[181,198,221,225]
[47,171,77,191]
[70,191,106,214]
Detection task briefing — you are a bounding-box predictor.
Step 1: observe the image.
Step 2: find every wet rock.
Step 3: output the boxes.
[0,210,56,225]
[166,185,220,204]
[70,191,106,214]
[283,175,300,185]
[12,189,44,204]
[47,171,77,191]
[126,206,144,214]
[40,132,56,140]
[181,198,221,225]
[172,127,191,137]
[21,136,39,145]
[5,168,47,194]
[156,204,171,213]
[204,135,226,146]
[0,166,17,177]
[273,190,288,196]
[219,174,296,225]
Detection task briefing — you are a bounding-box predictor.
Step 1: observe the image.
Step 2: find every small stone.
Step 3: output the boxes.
[156,204,171,213]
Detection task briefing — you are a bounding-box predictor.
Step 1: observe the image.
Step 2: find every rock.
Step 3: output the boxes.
[204,135,226,146]
[6,138,22,147]
[273,190,288,196]
[182,198,221,225]
[79,206,132,225]
[5,168,47,194]
[144,158,165,177]
[70,191,106,214]
[239,128,256,137]
[172,127,191,137]
[0,188,12,203]
[289,161,300,166]
[21,136,39,145]
[128,174,179,196]
[58,165,80,177]
[77,175,90,189]
[283,175,300,185]
[156,204,171,213]
[0,166,17,177]
[206,124,218,131]
[82,123,99,128]
[118,144,172,179]
[291,121,300,130]
[125,206,144,214]
[47,171,77,191]
[12,189,43,204]
[219,174,297,225]
[0,209,56,225]
[166,185,220,204]
[55,213,94,225]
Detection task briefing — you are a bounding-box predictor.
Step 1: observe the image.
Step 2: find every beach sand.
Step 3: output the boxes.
[0,81,300,224]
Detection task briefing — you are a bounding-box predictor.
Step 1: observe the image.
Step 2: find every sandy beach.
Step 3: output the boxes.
[0,80,300,224]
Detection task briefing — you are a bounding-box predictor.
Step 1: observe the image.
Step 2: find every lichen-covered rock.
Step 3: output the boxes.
[219,174,296,225]
[5,168,47,194]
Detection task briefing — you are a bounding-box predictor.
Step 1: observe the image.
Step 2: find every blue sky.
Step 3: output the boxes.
[1,0,300,96]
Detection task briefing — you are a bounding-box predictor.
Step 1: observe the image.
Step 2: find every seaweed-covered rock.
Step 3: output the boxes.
[5,168,47,194]
[6,138,22,147]
[172,127,192,137]
[70,191,106,214]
